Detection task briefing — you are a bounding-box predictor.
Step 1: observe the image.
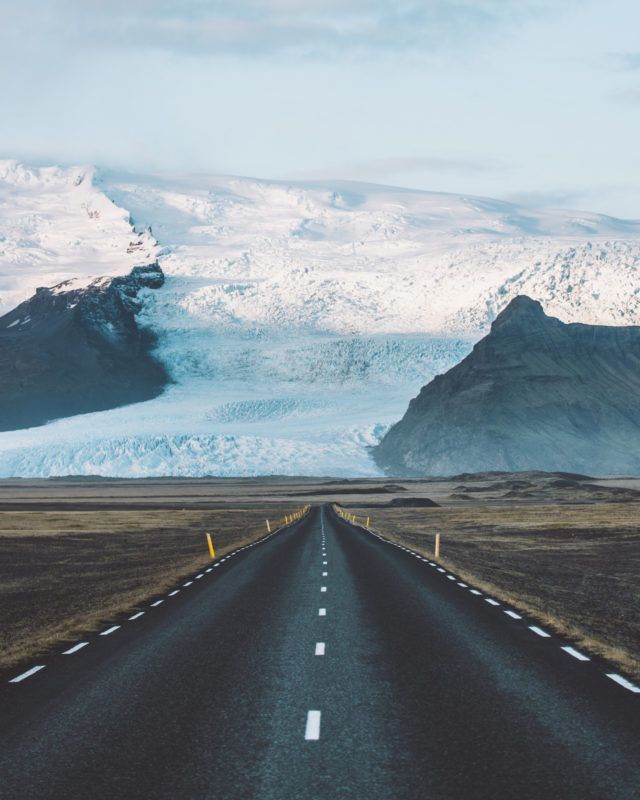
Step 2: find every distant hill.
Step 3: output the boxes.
[0,264,168,431]
[374,296,640,476]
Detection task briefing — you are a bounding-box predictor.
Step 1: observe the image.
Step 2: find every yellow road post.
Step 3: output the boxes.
[206,533,215,559]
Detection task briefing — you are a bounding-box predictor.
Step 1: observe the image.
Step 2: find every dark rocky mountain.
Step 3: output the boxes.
[374,295,640,476]
[0,264,169,432]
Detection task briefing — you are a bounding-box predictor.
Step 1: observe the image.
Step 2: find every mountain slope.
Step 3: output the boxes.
[2,162,640,476]
[0,264,168,431]
[374,296,640,476]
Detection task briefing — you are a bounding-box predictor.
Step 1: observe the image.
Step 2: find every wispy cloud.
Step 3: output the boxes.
[610,51,640,70]
[3,1,562,57]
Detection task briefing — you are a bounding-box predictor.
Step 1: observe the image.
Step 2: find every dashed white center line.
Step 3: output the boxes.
[562,646,590,662]
[485,598,500,606]
[319,608,327,616]
[100,625,120,636]
[321,586,327,592]
[437,568,446,573]
[168,590,179,597]
[323,561,327,565]
[305,710,322,740]
[322,572,328,577]
[504,610,522,620]
[447,575,456,581]
[129,612,145,621]
[606,673,640,693]
[469,589,482,596]
[151,600,164,607]
[529,626,551,638]
[9,665,45,684]
[457,582,468,587]
[183,581,193,587]
[205,568,212,573]
[315,642,325,656]
[63,642,88,655]
[195,574,204,580]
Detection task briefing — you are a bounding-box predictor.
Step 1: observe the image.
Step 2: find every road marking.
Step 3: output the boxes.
[606,673,640,693]
[323,561,327,565]
[447,575,456,580]
[305,710,321,740]
[151,600,164,607]
[561,646,590,662]
[322,571,328,576]
[319,608,326,616]
[184,581,193,587]
[504,610,522,620]
[100,625,120,636]
[457,582,468,587]
[9,665,45,684]
[129,612,145,621]
[437,568,446,573]
[195,574,204,579]
[214,564,220,568]
[429,562,436,566]
[485,598,500,606]
[168,590,180,597]
[315,642,325,656]
[529,626,551,638]
[205,568,212,573]
[469,589,482,596]
[321,586,327,592]
[63,642,88,655]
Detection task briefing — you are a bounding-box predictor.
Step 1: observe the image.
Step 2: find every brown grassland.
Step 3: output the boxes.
[1,473,639,681]
[0,482,297,670]
[347,499,640,680]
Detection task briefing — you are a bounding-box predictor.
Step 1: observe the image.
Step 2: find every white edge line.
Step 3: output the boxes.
[129,611,145,620]
[62,642,89,655]
[100,625,120,636]
[9,665,45,683]
[606,673,640,693]
[529,626,551,638]
[561,646,590,662]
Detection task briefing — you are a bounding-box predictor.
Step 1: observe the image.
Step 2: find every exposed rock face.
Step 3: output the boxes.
[0,264,168,431]
[374,296,640,476]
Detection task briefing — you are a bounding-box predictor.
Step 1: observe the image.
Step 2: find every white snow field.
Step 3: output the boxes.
[1,162,640,477]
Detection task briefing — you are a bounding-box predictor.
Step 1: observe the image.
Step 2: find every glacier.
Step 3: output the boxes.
[1,162,640,477]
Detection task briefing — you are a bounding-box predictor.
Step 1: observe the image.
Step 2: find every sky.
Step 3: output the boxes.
[1,0,639,217]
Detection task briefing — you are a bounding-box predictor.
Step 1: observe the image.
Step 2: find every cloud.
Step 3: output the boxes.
[2,1,562,58]
[288,154,511,185]
[350,156,510,177]
[610,51,640,70]
[505,185,634,211]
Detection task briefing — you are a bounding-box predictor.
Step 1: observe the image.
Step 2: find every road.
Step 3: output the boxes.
[0,505,638,799]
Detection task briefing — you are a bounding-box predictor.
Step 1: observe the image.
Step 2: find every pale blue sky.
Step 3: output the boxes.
[1,1,639,217]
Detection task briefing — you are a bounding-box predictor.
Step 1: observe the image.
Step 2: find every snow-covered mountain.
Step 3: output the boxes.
[1,161,640,477]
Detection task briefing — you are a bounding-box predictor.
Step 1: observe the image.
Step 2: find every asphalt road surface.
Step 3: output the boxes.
[0,505,638,799]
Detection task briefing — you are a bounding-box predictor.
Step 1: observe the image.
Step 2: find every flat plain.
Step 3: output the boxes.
[1,472,638,680]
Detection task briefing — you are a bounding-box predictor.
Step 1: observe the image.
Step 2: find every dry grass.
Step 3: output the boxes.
[0,507,292,670]
[350,503,640,679]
